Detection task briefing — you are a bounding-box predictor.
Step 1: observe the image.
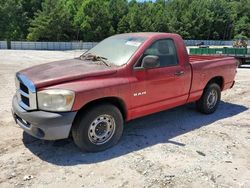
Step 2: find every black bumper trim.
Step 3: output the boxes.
[12,95,77,140]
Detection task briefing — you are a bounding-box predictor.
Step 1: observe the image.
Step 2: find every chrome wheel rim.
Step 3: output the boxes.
[207,89,218,109]
[88,115,116,145]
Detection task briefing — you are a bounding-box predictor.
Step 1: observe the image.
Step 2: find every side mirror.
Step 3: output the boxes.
[142,55,160,69]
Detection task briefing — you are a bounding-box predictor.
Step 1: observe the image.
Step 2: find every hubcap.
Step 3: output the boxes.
[88,115,116,145]
[207,89,218,109]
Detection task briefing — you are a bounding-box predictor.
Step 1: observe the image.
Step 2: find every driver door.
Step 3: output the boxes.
[130,39,190,116]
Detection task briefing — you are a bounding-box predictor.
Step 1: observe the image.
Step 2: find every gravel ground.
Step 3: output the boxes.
[0,50,249,188]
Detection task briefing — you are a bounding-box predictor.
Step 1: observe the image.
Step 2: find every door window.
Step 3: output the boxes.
[140,39,178,67]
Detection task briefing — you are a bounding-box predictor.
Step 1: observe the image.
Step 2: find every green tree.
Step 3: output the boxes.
[22,0,43,20]
[208,0,233,40]
[153,1,170,32]
[167,0,233,40]
[0,0,42,40]
[27,0,74,41]
[117,16,131,33]
[230,0,250,38]
[1,0,250,41]
[117,1,169,33]
[74,0,114,41]
[167,0,191,38]
[0,0,28,40]
[234,16,250,38]
[109,0,128,32]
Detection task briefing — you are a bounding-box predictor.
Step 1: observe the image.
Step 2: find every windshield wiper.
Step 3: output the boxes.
[80,53,111,67]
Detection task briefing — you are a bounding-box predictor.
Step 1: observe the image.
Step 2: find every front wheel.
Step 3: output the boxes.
[196,83,221,114]
[72,104,123,152]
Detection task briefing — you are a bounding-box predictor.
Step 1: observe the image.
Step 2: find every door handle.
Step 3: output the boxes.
[174,70,184,76]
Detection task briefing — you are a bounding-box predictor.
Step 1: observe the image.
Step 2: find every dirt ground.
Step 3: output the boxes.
[0,50,249,188]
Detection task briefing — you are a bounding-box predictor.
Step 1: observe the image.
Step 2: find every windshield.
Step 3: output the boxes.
[85,35,146,66]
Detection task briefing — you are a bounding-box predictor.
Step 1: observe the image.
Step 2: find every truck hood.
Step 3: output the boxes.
[19,58,117,88]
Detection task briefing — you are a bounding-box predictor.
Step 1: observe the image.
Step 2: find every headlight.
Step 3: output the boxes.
[37,89,75,112]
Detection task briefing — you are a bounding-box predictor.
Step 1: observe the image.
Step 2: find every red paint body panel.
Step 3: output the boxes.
[20,59,118,88]
[18,33,237,121]
[187,55,237,103]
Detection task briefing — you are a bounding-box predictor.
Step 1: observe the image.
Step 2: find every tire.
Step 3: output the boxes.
[72,103,123,152]
[237,58,243,67]
[196,83,221,114]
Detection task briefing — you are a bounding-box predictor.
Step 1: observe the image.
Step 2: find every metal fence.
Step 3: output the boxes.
[0,40,250,50]
[0,41,7,49]
[10,41,98,50]
[184,40,233,46]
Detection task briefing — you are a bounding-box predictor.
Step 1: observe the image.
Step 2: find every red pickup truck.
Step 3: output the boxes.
[12,33,237,152]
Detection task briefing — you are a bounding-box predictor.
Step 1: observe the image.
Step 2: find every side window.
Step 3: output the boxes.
[143,39,178,67]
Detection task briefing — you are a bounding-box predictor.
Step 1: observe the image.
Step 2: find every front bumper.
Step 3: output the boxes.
[12,95,77,140]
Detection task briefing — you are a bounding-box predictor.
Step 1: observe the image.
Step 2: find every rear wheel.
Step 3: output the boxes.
[72,104,123,152]
[237,58,243,67]
[196,83,221,114]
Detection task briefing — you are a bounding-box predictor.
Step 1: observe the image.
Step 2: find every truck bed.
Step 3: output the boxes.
[189,55,233,63]
[187,55,237,103]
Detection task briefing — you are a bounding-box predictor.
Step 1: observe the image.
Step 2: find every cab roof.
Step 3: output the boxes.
[113,32,180,40]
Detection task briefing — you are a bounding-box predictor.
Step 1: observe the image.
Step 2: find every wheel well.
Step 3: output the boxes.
[206,76,224,90]
[76,97,127,120]
[69,97,127,138]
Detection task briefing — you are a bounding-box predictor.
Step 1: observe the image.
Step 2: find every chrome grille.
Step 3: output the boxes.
[16,73,37,110]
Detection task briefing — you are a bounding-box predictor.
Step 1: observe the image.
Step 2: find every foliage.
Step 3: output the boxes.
[0,0,249,41]
[109,0,128,32]
[230,0,250,39]
[117,1,169,33]
[27,0,74,41]
[74,0,114,41]
[234,34,248,40]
